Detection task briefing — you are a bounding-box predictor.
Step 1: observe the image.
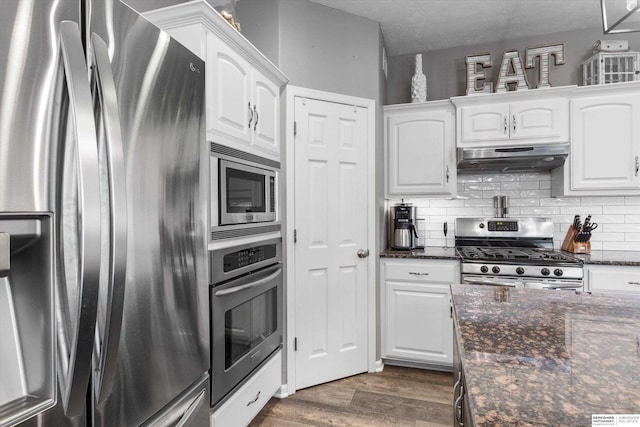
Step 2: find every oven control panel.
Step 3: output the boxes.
[223,244,277,272]
[487,221,518,232]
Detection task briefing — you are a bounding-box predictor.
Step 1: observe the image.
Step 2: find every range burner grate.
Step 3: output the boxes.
[457,246,581,264]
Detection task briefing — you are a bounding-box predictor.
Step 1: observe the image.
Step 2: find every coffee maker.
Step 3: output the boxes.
[390,202,420,250]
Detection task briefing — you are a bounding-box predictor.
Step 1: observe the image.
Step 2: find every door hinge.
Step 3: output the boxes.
[294,229,297,243]
[294,121,297,136]
[294,337,297,351]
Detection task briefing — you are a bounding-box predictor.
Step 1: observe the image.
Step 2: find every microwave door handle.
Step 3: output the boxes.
[215,266,282,296]
[89,33,128,404]
[56,21,102,417]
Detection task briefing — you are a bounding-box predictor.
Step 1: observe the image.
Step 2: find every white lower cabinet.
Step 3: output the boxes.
[211,351,281,427]
[381,259,459,368]
[585,265,640,293]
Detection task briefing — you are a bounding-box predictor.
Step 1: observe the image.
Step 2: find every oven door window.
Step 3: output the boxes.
[226,168,265,214]
[225,287,277,369]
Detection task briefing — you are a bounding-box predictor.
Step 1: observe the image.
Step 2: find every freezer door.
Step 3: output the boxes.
[88,2,209,426]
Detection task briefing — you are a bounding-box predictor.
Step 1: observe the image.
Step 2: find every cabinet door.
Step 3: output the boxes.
[459,103,510,143]
[386,109,455,196]
[384,281,453,365]
[207,33,252,146]
[251,70,280,159]
[570,94,640,191]
[510,99,568,142]
[586,265,640,293]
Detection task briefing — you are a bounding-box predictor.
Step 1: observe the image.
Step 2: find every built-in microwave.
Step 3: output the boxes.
[210,142,280,239]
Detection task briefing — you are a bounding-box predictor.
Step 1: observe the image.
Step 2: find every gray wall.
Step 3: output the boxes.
[387,27,640,104]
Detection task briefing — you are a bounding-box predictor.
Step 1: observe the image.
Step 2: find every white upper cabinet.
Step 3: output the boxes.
[384,101,456,197]
[552,82,640,196]
[144,1,288,161]
[452,87,571,148]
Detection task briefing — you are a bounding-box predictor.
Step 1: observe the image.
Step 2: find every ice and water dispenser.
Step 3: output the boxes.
[0,214,55,426]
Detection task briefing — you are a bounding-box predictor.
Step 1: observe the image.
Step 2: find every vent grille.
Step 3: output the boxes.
[209,141,280,169]
[211,224,281,241]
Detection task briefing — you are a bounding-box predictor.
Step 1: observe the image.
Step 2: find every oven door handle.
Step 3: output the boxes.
[462,277,520,287]
[215,265,282,296]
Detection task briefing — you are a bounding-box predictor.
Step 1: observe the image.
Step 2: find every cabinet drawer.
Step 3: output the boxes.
[384,260,459,283]
[587,266,640,293]
[212,351,281,427]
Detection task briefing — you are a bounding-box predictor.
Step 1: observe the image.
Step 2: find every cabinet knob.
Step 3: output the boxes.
[446,166,450,183]
[503,116,508,134]
[512,114,516,134]
[635,156,639,177]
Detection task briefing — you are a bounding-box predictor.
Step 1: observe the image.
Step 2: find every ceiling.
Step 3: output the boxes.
[307,0,605,56]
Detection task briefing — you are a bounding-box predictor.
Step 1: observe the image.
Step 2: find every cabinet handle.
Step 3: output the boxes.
[409,272,429,276]
[453,372,462,395]
[254,104,259,131]
[247,391,261,406]
[628,281,640,285]
[503,116,507,134]
[512,114,516,134]
[446,166,450,183]
[635,156,639,177]
[454,384,464,426]
[248,102,253,129]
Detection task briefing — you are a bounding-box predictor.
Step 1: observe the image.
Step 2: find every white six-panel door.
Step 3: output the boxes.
[293,96,369,390]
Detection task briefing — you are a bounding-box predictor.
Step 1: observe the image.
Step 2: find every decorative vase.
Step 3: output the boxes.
[411,54,427,103]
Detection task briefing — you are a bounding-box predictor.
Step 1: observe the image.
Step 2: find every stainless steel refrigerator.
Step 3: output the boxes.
[0,1,209,426]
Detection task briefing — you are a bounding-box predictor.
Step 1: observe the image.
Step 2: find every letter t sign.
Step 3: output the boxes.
[525,44,565,89]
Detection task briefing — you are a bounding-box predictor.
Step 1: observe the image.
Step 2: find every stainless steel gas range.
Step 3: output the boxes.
[455,218,584,290]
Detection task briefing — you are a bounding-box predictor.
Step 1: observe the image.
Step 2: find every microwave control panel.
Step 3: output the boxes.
[223,244,277,272]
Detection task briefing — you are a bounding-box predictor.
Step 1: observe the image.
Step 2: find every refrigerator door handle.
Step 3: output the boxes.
[89,33,129,404]
[56,21,102,417]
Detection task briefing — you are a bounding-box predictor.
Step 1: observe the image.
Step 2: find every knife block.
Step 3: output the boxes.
[561,226,591,254]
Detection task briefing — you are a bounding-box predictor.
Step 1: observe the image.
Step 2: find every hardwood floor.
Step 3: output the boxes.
[250,365,453,426]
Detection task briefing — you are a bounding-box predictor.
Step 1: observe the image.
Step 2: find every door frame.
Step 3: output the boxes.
[284,86,378,395]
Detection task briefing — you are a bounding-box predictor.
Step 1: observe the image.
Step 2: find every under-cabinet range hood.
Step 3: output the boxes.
[457,143,570,174]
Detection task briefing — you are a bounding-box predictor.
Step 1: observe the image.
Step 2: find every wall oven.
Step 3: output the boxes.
[209,236,282,408]
[210,142,280,240]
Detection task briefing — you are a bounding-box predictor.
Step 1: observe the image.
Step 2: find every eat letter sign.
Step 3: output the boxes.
[466,43,565,95]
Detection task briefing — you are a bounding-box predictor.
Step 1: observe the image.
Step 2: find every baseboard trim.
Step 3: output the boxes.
[274,384,290,399]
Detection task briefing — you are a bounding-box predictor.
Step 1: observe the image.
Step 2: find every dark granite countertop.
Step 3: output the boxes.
[379,246,460,260]
[451,284,640,427]
[568,250,640,266]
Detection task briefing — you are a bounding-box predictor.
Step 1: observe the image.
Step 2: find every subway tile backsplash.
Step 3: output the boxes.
[397,171,640,251]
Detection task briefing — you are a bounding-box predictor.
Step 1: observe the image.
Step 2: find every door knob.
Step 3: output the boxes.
[357,249,370,258]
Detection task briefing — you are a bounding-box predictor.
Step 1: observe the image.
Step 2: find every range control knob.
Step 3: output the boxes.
[554,268,564,277]
[541,268,550,276]
[492,266,500,274]
[478,223,485,229]
[516,267,525,275]
[480,265,489,273]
